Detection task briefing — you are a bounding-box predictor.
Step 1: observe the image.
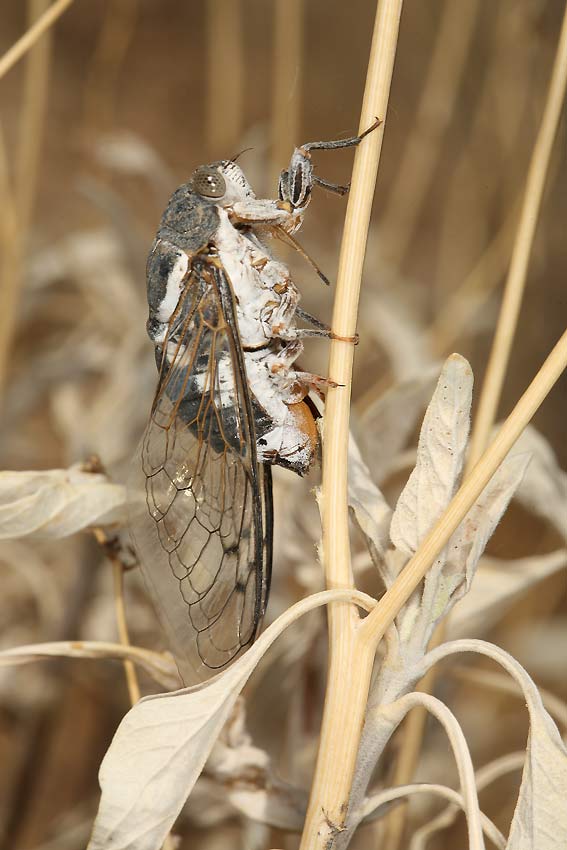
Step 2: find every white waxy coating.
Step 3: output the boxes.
[156,248,189,323]
[215,209,299,349]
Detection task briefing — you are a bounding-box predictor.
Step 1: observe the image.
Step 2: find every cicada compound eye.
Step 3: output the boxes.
[191,166,226,199]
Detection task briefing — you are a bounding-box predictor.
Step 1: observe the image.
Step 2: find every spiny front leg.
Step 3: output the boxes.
[278,117,382,211]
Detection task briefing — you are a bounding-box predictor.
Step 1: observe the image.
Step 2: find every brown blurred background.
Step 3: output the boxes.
[0,2,565,849]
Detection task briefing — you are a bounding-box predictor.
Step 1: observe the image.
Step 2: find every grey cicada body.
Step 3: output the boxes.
[129,121,380,684]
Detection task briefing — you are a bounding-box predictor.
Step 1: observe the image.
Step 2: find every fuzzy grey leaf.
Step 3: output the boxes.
[390,355,473,557]
[428,452,531,613]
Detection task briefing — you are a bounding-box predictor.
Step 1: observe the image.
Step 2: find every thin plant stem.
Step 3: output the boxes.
[0,0,53,397]
[384,14,567,830]
[271,0,303,188]
[360,326,567,648]
[111,559,141,705]
[379,0,479,267]
[206,0,244,155]
[93,530,141,705]
[83,0,139,134]
[467,1,567,469]
[16,0,52,229]
[0,122,17,261]
[0,0,75,81]
[299,2,404,847]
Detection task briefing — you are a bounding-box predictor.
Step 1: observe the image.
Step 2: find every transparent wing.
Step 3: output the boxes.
[129,259,273,685]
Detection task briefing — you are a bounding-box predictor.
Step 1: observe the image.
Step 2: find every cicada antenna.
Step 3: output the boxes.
[230,147,254,163]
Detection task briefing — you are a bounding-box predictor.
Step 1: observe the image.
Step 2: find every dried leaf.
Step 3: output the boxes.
[358,365,439,484]
[204,698,307,830]
[359,289,436,383]
[0,641,178,690]
[348,436,392,570]
[0,466,127,539]
[88,589,374,850]
[390,355,473,557]
[512,424,567,540]
[425,453,531,614]
[342,692,486,850]
[450,549,567,639]
[422,640,567,850]
[503,685,567,849]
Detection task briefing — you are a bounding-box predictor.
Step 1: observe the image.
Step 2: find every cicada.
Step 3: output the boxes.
[129,122,379,684]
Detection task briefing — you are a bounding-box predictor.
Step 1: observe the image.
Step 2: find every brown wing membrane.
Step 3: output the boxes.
[129,257,273,684]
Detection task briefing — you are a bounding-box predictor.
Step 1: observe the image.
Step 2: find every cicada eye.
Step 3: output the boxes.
[191,166,226,198]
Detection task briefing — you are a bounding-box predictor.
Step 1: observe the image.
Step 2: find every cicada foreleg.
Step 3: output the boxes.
[278,117,382,211]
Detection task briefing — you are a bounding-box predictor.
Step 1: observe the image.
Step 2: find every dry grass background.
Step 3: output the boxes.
[0,1,566,849]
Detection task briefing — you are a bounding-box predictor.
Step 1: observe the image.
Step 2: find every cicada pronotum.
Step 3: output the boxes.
[129,121,380,684]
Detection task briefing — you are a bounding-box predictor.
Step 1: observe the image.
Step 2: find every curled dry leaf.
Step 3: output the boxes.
[0,466,127,539]
[87,589,375,850]
[342,692,488,850]
[203,697,307,831]
[422,640,567,850]
[0,641,178,691]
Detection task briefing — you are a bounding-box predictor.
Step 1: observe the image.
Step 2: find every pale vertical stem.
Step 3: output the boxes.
[16,0,51,229]
[379,0,479,266]
[111,559,141,705]
[0,0,74,81]
[271,0,303,187]
[0,124,17,254]
[299,2,404,847]
[83,0,139,133]
[361,328,567,648]
[93,530,141,706]
[0,125,19,397]
[206,0,244,155]
[0,0,53,397]
[467,1,567,470]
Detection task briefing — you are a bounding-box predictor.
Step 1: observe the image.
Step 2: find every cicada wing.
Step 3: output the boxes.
[129,260,272,685]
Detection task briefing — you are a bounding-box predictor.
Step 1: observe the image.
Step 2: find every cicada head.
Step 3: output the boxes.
[190,160,255,207]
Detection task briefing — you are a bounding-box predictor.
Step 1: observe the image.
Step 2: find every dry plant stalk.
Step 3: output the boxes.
[271,0,303,186]
[0,0,75,82]
[92,528,141,705]
[379,0,480,267]
[82,0,140,133]
[206,0,244,155]
[468,0,567,466]
[385,11,567,841]
[2,4,566,849]
[0,0,53,395]
[300,1,404,846]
